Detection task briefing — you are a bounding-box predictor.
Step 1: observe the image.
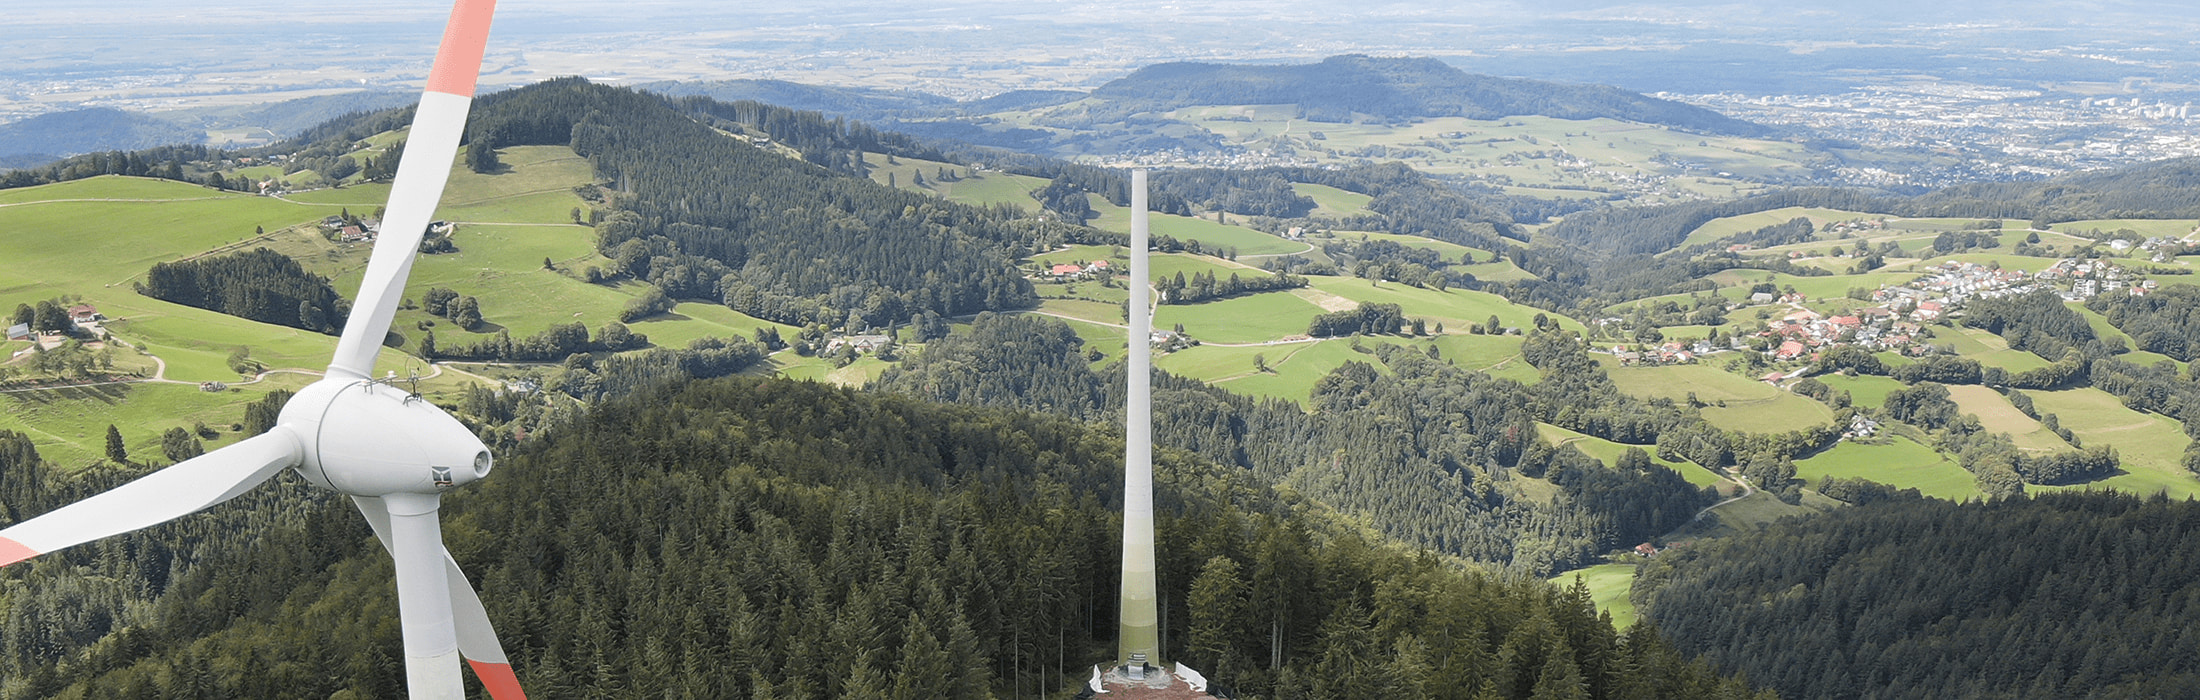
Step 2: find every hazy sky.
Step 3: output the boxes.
[8,0,2200,106]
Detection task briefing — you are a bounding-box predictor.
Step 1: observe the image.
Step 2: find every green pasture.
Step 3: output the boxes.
[1549,563,1641,629]
[1292,183,1373,218]
[2050,219,2198,238]
[1088,198,1304,256]
[1677,207,1883,249]
[1537,423,1725,489]
[1038,299,1125,326]
[1150,253,1263,284]
[0,377,310,470]
[1603,363,1834,434]
[2026,388,2200,499]
[1310,230,1488,262]
[1944,384,2067,452]
[1794,437,1980,501]
[0,175,233,204]
[1157,339,1369,403]
[1674,489,1844,539]
[1817,373,1904,409]
[1153,293,1327,345]
[1307,276,1585,333]
[1029,245,1123,268]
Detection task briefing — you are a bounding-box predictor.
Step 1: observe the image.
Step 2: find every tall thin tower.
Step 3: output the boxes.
[1119,168,1160,669]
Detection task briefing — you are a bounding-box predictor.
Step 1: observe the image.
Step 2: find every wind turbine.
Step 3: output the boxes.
[0,1,524,697]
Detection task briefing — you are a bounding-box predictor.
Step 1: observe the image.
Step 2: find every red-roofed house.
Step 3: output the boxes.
[1915,301,1943,321]
[1776,340,1807,360]
[1048,263,1083,278]
[1830,315,1862,327]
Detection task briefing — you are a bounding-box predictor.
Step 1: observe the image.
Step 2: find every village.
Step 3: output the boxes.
[1609,258,2159,369]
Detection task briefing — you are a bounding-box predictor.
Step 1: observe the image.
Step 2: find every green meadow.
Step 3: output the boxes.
[1153,293,1328,345]
[2027,388,2200,499]
[1088,197,1305,256]
[1537,423,1727,488]
[1603,363,1834,434]
[1795,437,1982,501]
[1549,563,1642,629]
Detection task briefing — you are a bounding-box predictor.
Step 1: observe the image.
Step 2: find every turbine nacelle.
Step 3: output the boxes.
[280,377,493,497]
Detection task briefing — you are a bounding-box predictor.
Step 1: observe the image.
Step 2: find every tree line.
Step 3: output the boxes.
[1637,490,2200,699]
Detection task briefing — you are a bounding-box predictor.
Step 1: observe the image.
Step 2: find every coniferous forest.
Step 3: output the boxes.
[136,248,350,335]
[0,379,1769,699]
[1636,491,2200,699]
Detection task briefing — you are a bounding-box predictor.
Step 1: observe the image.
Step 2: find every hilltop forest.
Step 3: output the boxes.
[0,379,1770,699]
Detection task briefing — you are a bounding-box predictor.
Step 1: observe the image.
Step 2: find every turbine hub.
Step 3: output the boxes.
[278,377,492,496]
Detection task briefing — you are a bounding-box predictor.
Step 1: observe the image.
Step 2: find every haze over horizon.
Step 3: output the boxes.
[8,0,2200,119]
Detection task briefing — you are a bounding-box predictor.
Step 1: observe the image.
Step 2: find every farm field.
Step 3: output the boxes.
[1038,299,1125,326]
[1944,384,2067,452]
[0,377,311,470]
[1794,437,1982,501]
[1674,489,1844,539]
[1549,563,1642,629]
[1307,276,1584,333]
[1088,198,1305,256]
[2026,388,2200,499]
[1602,362,1834,434]
[1817,373,1905,409]
[1536,423,1727,488]
[2049,219,2198,238]
[1152,292,1327,345]
[1675,207,1882,249]
[1157,339,1364,403]
[1292,183,1373,217]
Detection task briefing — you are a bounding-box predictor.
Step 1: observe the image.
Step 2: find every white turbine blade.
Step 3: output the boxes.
[0,429,301,567]
[355,496,527,699]
[383,492,465,700]
[327,0,500,379]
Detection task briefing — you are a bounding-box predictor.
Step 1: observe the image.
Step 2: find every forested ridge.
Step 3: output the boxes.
[461,78,1049,329]
[0,379,1771,699]
[880,314,1772,573]
[1636,491,2200,700]
[1080,55,1771,136]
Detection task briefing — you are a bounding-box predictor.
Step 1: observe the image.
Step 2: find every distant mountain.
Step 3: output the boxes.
[170,90,415,137]
[0,108,201,167]
[0,92,418,169]
[1084,54,1772,136]
[639,78,954,122]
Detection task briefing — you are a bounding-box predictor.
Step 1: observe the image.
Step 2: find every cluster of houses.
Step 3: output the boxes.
[1757,259,2162,364]
[1760,302,1925,361]
[2035,258,2154,300]
[1610,338,1725,366]
[321,215,382,243]
[6,304,104,343]
[1039,259,1111,282]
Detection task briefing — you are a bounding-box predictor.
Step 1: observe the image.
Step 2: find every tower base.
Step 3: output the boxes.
[1077,661,1220,699]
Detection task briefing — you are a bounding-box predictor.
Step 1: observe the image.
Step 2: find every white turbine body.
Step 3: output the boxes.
[1119,169,1161,666]
[0,1,525,698]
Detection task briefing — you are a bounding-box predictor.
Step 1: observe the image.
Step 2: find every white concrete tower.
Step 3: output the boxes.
[1119,168,1160,669]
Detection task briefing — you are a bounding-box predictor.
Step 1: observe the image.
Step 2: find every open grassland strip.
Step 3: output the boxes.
[1602,363,1834,434]
[1153,292,1327,345]
[1536,422,1727,489]
[1308,276,1585,333]
[1668,489,1844,540]
[1817,373,1904,409]
[2027,388,2200,499]
[1794,437,1981,501]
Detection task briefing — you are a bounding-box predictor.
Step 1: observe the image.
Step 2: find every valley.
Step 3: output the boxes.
[6,48,2200,698]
